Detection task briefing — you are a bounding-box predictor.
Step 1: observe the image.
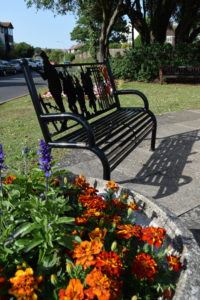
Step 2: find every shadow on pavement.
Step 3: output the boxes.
[118,129,200,199]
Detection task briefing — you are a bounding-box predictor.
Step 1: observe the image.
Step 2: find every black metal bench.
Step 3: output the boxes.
[159,65,200,84]
[21,52,157,180]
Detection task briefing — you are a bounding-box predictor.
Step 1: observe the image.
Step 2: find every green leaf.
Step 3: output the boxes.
[13,223,34,238]
[57,217,74,224]
[24,239,43,252]
[3,247,13,254]
[42,253,58,268]
[20,224,41,237]
[15,238,30,247]
[57,236,76,249]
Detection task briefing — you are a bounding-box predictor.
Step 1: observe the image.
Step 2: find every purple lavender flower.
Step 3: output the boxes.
[37,139,52,177]
[0,144,7,170]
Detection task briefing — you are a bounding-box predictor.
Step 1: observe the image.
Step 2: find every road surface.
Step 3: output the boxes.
[0,72,47,104]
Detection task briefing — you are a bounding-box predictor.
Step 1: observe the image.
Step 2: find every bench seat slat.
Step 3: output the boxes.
[109,124,153,171]
[53,109,146,145]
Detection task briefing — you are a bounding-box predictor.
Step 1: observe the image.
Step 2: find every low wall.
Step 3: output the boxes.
[75,48,129,60]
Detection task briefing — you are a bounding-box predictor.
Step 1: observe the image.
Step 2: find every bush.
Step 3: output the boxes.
[110,43,200,82]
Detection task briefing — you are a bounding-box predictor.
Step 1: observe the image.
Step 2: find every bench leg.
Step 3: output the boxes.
[150,116,157,151]
[151,126,156,151]
[91,147,111,181]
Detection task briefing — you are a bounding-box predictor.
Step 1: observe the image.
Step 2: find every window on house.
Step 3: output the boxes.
[8,28,13,35]
[166,36,173,44]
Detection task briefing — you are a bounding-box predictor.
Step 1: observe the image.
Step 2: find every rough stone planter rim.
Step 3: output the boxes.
[84,176,200,300]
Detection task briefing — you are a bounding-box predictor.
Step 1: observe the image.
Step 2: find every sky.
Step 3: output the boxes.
[1,0,77,50]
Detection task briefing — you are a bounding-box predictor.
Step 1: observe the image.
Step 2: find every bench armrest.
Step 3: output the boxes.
[40,113,96,146]
[116,90,149,110]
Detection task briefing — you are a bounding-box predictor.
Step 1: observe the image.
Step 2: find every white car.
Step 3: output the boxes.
[24,58,37,69]
[34,59,43,70]
[9,59,22,72]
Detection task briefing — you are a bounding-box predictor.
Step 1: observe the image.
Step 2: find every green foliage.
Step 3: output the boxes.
[0,148,182,298]
[64,52,75,62]
[12,42,35,58]
[34,47,42,55]
[109,42,122,49]
[111,42,200,82]
[121,42,132,49]
[44,48,66,63]
[134,35,142,48]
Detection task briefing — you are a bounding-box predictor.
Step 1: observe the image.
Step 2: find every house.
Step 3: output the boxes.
[126,23,139,45]
[0,22,14,57]
[166,21,176,46]
[66,42,84,54]
[126,22,176,46]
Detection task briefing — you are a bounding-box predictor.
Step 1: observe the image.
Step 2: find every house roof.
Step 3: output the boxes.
[68,42,84,50]
[0,22,14,29]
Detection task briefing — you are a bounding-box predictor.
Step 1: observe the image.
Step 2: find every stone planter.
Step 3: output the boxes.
[85,177,200,300]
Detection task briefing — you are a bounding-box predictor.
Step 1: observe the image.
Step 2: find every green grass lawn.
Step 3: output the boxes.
[1,81,200,168]
[117,80,200,114]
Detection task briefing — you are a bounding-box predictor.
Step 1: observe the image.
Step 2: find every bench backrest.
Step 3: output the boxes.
[159,65,200,76]
[21,55,120,142]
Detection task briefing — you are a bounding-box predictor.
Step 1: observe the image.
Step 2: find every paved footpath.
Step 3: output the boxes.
[57,110,200,245]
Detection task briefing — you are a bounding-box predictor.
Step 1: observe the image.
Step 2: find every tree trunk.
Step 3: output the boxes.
[175,0,200,44]
[98,0,124,61]
[150,0,177,43]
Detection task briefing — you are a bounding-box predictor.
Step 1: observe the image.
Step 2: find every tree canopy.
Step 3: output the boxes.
[24,0,200,60]
[12,42,35,58]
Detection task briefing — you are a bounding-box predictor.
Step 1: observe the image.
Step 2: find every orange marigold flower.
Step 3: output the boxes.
[85,268,121,300]
[128,202,139,211]
[79,195,107,211]
[84,187,99,195]
[89,228,107,242]
[109,214,122,224]
[3,176,16,184]
[110,199,127,210]
[160,288,174,299]
[82,208,103,219]
[59,279,85,300]
[141,226,166,247]
[50,177,60,187]
[166,255,182,272]
[106,181,119,191]
[116,224,142,240]
[73,240,103,269]
[132,253,158,280]
[121,193,128,200]
[0,267,6,289]
[95,251,124,277]
[9,267,42,300]
[74,174,90,190]
[75,217,88,225]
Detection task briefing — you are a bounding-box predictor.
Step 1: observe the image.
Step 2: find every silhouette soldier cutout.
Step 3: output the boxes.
[59,72,79,114]
[74,76,89,117]
[81,69,97,113]
[39,51,65,113]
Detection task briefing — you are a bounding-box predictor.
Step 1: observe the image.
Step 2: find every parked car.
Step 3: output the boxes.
[24,58,37,69]
[63,60,71,65]
[9,59,22,72]
[34,59,43,70]
[0,60,17,76]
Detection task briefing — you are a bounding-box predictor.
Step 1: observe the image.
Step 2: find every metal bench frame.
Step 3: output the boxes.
[21,57,157,180]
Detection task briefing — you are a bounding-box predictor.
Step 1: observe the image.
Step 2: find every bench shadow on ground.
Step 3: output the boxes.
[118,129,200,246]
[118,129,200,199]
